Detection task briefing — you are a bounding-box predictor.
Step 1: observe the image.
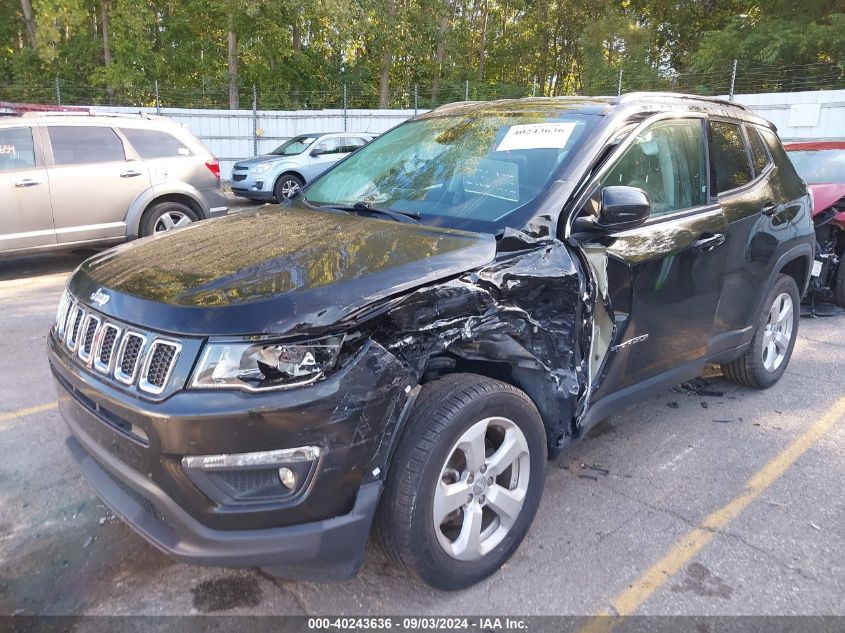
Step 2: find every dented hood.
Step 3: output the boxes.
[808,183,845,217]
[68,206,496,336]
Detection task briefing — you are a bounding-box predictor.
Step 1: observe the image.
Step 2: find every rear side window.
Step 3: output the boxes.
[0,127,36,172]
[312,137,343,155]
[120,128,191,159]
[342,137,367,153]
[709,120,753,193]
[746,127,771,175]
[49,126,125,165]
[600,119,708,217]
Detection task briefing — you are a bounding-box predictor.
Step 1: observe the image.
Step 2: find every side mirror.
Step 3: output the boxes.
[596,186,651,231]
[310,148,322,157]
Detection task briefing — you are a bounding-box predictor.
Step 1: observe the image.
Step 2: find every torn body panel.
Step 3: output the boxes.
[355,239,589,453]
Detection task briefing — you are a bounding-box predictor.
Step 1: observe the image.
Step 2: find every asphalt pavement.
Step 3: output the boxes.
[0,247,843,618]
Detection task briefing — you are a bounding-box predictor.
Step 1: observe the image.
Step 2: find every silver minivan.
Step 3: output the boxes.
[0,112,228,257]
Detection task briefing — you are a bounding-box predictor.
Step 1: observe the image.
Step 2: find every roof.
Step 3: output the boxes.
[423,92,766,125]
[784,141,845,151]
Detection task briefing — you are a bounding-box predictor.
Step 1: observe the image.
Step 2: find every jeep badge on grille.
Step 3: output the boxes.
[90,288,111,307]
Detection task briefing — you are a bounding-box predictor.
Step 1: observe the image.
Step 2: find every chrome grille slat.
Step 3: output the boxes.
[139,340,182,395]
[77,314,101,363]
[114,332,147,385]
[94,324,121,374]
[57,294,183,394]
[65,305,85,351]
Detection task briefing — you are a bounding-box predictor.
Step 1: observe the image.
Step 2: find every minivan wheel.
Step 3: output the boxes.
[140,201,199,237]
[377,373,546,590]
[721,273,800,389]
[274,174,304,202]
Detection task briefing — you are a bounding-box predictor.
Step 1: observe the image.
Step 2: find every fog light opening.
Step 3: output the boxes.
[278,467,296,490]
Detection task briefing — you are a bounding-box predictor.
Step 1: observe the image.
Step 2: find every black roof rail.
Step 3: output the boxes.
[612,92,750,111]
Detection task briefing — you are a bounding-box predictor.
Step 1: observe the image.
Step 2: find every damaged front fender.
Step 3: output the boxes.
[354,238,590,454]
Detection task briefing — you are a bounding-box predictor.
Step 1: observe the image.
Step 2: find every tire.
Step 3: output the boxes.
[721,273,800,389]
[377,373,546,590]
[834,260,845,307]
[140,201,199,237]
[273,173,304,202]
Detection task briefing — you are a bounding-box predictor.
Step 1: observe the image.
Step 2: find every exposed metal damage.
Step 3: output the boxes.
[339,234,598,460]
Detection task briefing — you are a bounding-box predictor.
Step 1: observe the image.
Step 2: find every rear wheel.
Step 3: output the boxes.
[273,174,304,202]
[140,201,198,237]
[721,273,799,389]
[377,374,546,590]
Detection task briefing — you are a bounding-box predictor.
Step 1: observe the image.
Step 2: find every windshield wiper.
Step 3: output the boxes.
[321,201,420,224]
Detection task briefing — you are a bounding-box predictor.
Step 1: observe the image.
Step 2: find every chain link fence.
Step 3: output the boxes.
[2,60,843,111]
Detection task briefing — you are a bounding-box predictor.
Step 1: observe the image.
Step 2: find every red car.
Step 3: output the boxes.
[785,141,845,306]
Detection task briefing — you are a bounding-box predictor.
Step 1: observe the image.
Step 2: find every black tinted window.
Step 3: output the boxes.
[747,127,770,175]
[49,126,125,165]
[0,127,36,172]
[710,121,753,193]
[120,128,191,159]
[600,119,707,217]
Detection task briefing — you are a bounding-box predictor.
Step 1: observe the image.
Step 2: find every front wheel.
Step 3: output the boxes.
[377,374,546,590]
[273,174,304,202]
[721,273,800,389]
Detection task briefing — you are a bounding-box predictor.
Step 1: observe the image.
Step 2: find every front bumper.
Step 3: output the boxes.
[230,170,274,200]
[49,331,413,577]
[66,432,382,579]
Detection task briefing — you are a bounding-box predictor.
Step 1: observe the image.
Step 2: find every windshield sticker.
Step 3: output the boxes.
[464,158,520,201]
[496,122,577,152]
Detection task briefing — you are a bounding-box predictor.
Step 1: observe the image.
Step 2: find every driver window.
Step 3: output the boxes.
[599,119,707,217]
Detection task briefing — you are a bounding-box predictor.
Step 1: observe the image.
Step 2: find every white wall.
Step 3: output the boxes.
[731,89,845,141]
[92,89,845,178]
[97,106,422,177]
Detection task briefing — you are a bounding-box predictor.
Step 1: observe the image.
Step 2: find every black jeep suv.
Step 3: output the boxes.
[48,93,813,590]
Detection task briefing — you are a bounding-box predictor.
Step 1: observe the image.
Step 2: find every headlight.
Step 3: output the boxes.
[252,162,274,174]
[190,336,343,391]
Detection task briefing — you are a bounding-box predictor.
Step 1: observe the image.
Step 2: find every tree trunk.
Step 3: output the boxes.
[431,2,450,105]
[537,1,549,96]
[100,1,115,104]
[291,19,302,108]
[378,0,396,108]
[477,0,488,82]
[228,25,239,109]
[19,0,36,48]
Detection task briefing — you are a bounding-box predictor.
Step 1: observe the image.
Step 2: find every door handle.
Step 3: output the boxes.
[761,202,779,217]
[13,178,41,187]
[120,170,143,178]
[692,233,726,251]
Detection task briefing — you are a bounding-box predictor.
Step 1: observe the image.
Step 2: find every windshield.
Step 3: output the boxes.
[787,149,845,184]
[271,135,318,156]
[303,110,596,233]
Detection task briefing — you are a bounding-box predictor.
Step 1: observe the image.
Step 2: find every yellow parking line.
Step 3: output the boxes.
[0,401,58,423]
[581,395,845,633]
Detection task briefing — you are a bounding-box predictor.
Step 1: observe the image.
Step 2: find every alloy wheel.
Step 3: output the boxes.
[761,292,794,372]
[153,211,193,233]
[280,179,300,199]
[433,416,530,561]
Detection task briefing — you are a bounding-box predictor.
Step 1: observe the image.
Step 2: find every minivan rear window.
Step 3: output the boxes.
[709,121,753,194]
[49,126,125,165]
[0,127,36,172]
[120,128,191,159]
